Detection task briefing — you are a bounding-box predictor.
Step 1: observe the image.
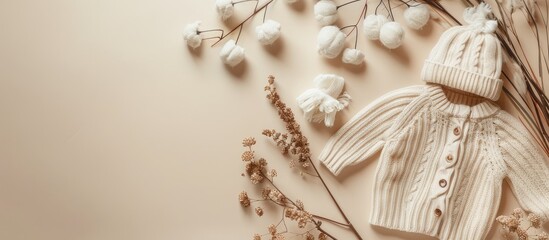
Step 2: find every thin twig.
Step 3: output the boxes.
[211,0,274,46]
[337,0,362,10]
[312,214,351,227]
[340,1,368,49]
[308,157,364,240]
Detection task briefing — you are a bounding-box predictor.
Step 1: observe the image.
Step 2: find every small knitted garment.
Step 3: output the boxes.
[421,3,503,101]
[296,74,351,127]
[319,84,549,239]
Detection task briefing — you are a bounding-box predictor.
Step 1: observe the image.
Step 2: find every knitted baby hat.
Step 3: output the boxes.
[421,3,503,101]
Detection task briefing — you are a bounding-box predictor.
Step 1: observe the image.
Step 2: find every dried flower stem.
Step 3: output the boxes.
[307,156,363,239]
[259,171,338,239]
[496,208,547,239]
[312,214,351,227]
[264,75,364,240]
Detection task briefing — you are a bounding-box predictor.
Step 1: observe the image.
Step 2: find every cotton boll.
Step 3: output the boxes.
[380,22,405,49]
[317,26,346,59]
[220,40,245,67]
[216,0,234,21]
[255,19,281,45]
[342,48,365,65]
[363,14,389,40]
[314,0,338,26]
[183,21,202,49]
[404,4,430,30]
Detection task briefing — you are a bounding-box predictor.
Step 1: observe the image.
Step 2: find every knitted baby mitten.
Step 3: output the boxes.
[296,74,351,127]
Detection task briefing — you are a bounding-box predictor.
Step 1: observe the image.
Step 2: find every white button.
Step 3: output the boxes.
[453,127,461,136]
[435,208,442,217]
[439,179,447,188]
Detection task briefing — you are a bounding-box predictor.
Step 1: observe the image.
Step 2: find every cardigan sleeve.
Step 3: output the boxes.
[318,85,425,175]
[496,112,549,221]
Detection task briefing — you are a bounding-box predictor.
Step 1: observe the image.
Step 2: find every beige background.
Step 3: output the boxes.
[0,0,547,239]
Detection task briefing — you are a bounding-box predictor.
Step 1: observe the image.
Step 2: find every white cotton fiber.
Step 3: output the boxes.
[342,48,365,65]
[183,21,202,49]
[380,21,405,49]
[404,4,431,30]
[363,14,389,40]
[296,74,351,127]
[314,0,338,26]
[255,19,281,45]
[216,0,234,21]
[317,26,346,59]
[219,40,245,67]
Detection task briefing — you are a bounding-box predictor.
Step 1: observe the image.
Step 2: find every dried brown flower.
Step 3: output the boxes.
[269,169,278,178]
[497,215,519,232]
[251,172,264,184]
[497,215,511,225]
[239,191,251,207]
[497,208,548,240]
[255,207,264,217]
[245,160,266,184]
[237,76,363,240]
[295,200,304,210]
[268,224,277,236]
[508,217,520,232]
[261,187,271,200]
[264,76,312,166]
[273,132,281,140]
[268,189,286,204]
[242,151,255,161]
[289,159,297,168]
[273,234,285,240]
[513,208,524,219]
[242,137,257,147]
[516,226,528,240]
[528,213,542,228]
[318,232,327,240]
[262,129,273,137]
[500,215,520,232]
[285,207,312,228]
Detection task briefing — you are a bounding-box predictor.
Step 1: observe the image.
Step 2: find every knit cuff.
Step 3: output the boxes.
[421,61,503,101]
[318,149,344,176]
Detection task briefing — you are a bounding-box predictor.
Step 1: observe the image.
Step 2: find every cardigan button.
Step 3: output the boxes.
[434,208,442,217]
[453,127,461,136]
[439,179,447,188]
[446,154,453,162]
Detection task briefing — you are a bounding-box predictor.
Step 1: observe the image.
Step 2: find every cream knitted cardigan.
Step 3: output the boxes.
[319,84,549,240]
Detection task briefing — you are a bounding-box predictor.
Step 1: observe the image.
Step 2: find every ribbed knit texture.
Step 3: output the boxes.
[420,4,503,101]
[319,84,549,240]
[422,60,503,101]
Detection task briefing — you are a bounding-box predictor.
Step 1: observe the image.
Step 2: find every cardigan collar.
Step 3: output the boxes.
[427,84,500,119]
